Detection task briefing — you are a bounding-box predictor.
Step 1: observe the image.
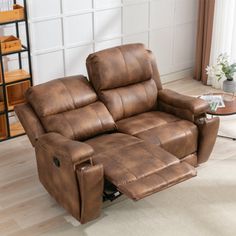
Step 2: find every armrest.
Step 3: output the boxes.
[36,132,94,165]
[15,103,45,146]
[158,89,209,121]
[196,117,220,164]
[35,132,103,223]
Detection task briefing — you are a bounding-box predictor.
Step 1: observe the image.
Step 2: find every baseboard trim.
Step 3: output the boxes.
[160,68,193,84]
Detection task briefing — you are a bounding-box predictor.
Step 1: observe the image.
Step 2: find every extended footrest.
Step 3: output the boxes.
[93,142,197,201]
[117,162,196,200]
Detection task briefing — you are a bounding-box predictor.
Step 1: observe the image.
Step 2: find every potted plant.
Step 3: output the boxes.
[206,53,236,93]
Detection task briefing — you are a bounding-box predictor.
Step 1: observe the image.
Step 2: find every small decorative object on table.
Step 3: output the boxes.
[200,94,225,112]
[206,54,236,101]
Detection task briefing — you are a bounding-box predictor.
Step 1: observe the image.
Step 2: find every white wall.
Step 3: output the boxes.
[2,0,198,84]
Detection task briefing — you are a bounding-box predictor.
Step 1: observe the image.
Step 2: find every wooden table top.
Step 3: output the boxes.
[206,93,236,116]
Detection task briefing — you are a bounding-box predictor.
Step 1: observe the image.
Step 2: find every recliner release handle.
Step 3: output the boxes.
[53,157,60,168]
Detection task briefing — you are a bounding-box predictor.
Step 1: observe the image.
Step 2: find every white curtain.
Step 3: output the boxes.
[208,0,236,88]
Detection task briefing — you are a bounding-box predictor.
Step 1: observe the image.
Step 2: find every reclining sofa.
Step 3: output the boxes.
[15,44,219,224]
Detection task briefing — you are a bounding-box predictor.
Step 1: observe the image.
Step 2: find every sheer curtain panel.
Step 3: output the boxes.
[209,0,236,88]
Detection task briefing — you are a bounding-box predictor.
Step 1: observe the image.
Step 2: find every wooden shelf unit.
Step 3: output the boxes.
[0,0,33,142]
[0,4,24,24]
[4,69,30,84]
[0,114,7,140]
[0,86,4,112]
[6,80,30,110]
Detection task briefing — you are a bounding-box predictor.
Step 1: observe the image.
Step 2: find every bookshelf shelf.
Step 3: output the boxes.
[1,47,28,56]
[0,101,4,112]
[4,69,30,84]
[0,0,32,142]
[6,80,30,110]
[0,114,7,140]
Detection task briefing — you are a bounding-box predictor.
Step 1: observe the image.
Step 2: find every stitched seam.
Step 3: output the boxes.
[113,158,138,183]
[122,164,171,187]
[142,82,149,108]
[116,89,125,119]
[100,79,151,91]
[61,112,76,140]
[89,104,104,131]
[133,121,175,136]
[99,153,138,183]
[141,144,169,168]
[179,121,194,156]
[59,79,76,109]
[118,46,130,84]
[91,140,143,155]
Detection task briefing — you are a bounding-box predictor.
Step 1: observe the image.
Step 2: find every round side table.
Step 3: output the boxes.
[206,93,236,141]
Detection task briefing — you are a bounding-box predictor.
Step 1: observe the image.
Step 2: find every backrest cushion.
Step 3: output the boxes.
[100,80,158,121]
[87,44,153,91]
[26,75,116,140]
[87,43,159,121]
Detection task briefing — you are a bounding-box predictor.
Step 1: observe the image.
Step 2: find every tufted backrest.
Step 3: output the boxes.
[86,43,162,121]
[26,75,116,141]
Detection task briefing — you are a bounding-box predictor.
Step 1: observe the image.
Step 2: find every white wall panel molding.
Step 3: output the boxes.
[160,68,193,84]
[9,0,199,84]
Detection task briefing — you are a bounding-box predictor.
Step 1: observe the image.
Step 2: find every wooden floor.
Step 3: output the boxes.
[0,77,236,236]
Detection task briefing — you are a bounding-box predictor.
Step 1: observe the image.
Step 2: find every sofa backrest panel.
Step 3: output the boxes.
[100,79,158,121]
[26,75,116,140]
[87,44,159,121]
[26,76,98,117]
[87,44,153,91]
[40,101,115,141]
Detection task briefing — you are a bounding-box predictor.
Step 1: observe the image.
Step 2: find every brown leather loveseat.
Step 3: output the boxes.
[15,44,219,224]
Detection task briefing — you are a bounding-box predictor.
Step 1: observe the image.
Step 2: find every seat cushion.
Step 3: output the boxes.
[135,120,198,159]
[85,133,142,154]
[117,111,180,135]
[117,112,198,158]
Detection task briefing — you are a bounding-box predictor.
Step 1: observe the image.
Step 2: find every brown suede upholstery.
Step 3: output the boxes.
[15,103,45,146]
[85,133,142,154]
[92,142,196,200]
[116,111,180,135]
[87,44,217,161]
[158,89,210,122]
[26,75,116,140]
[134,120,198,159]
[196,117,220,164]
[87,44,158,121]
[37,132,94,165]
[16,43,219,224]
[77,164,104,223]
[87,44,153,91]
